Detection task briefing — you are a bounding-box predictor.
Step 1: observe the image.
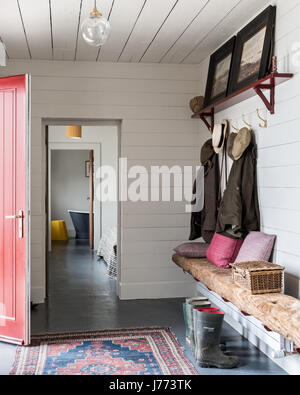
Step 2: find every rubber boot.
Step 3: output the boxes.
[193,309,239,369]
[184,296,209,345]
[195,308,227,352]
[186,299,210,354]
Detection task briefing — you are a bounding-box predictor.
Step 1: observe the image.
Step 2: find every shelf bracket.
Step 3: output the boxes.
[200,107,214,133]
[254,75,275,114]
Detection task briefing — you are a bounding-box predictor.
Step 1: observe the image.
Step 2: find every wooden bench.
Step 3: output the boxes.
[173,254,300,349]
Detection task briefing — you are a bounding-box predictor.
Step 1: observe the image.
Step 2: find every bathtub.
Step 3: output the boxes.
[68,210,90,240]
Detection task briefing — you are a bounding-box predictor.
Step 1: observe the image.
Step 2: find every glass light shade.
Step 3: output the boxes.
[81,15,111,47]
[66,126,82,139]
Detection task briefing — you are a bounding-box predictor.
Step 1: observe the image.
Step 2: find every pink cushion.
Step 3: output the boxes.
[235,231,276,263]
[174,242,209,258]
[206,233,243,269]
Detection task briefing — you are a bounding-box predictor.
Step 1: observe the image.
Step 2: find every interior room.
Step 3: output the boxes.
[0,0,299,377]
[51,149,92,242]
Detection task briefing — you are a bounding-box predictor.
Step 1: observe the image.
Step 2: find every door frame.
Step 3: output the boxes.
[25,75,31,345]
[47,142,101,251]
[43,119,121,298]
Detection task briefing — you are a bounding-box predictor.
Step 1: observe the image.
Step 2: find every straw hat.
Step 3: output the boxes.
[227,132,238,161]
[212,120,229,154]
[189,96,204,114]
[232,127,252,160]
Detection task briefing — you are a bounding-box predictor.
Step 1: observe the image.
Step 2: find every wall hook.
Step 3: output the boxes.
[230,119,239,132]
[242,114,253,129]
[256,109,268,128]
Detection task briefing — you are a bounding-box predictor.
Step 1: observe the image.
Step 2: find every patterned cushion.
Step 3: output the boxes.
[206,233,243,269]
[235,231,276,263]
[174,242,209,258]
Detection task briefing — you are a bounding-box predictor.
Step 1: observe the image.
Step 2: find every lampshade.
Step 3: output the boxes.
[66,126,82,139]
[81,1,111,47]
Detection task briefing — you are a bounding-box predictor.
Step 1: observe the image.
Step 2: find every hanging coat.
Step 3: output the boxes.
[216,142,260,238]
[190,153,220,243]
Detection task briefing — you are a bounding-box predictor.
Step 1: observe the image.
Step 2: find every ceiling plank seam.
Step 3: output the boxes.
[96,0,116,62]
[17,0,32,59]
[180,0,243,64]
[159,0,211,63]
[138,0,180,63]
[74,0,83,61]
[117,0,148,63]
[49,0,54,60]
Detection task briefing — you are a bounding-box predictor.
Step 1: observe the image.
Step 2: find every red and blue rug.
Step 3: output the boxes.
[10,327,197,375]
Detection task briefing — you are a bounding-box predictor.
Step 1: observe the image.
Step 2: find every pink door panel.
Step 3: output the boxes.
[0,74,29,345]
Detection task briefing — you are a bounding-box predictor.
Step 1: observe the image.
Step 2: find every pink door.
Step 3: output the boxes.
[0,75,30,345]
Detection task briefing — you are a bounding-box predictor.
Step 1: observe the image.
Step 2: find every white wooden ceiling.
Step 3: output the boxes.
[0,0,271,64]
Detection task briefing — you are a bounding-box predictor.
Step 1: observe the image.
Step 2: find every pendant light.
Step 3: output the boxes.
[81,0,111,47]
[66,126,82,139]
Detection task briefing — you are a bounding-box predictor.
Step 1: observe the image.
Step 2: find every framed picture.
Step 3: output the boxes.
[204,37,236,107]
[85,160,90,177]
[228,6,276,95]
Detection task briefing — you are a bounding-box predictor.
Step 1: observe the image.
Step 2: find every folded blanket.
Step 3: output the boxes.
[97,227,117,278]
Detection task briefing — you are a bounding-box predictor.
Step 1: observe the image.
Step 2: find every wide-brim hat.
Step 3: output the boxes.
[212,120,228,154]
[201,139,214,166]
[227,132,238,161]
[232,127,252,161]
[190,96,204,114]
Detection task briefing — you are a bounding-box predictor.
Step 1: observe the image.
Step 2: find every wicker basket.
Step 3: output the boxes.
[230,261,284,295]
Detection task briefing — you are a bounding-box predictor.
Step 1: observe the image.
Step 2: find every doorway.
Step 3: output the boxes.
[48,144,101,250]
[32,121,120,334]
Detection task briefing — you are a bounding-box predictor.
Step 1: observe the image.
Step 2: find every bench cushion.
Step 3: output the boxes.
[173,254,300,347]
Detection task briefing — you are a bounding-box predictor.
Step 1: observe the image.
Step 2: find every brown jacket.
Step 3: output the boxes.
[216,142,260,238]
[190,153,220,243]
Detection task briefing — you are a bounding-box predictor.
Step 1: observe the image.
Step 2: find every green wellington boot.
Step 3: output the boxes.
[193,309,239,369]
[185,298,211,354]
[183,297,209,344]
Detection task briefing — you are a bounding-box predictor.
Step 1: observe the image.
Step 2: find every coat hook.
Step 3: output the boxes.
[230,119,239,132]
[256,109,268,128]
[242,114,253,129]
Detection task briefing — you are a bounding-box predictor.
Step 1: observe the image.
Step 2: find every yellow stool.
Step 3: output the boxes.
[51,220,69,241]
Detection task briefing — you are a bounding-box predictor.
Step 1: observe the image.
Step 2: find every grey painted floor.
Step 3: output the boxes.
[0,239,286,375]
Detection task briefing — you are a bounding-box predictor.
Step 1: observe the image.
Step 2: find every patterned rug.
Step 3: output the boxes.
[10,327,197,375]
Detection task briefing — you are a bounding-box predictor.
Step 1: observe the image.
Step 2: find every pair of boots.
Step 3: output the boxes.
[183,297,239,369]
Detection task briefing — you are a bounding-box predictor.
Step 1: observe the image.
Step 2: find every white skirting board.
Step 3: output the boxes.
[195,282,300,375]
[31,286,45,304]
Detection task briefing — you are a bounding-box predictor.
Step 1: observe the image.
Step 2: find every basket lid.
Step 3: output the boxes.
[230,261,285,272]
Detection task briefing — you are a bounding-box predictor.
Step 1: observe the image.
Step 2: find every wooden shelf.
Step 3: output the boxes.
[192,72,294,131]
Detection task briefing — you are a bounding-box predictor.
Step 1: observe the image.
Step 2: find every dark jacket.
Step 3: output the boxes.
[216,142,260,238]
[190,153,220,243]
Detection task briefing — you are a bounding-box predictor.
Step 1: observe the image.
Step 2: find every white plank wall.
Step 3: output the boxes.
[197,0,300,298]
[0,60,204,302]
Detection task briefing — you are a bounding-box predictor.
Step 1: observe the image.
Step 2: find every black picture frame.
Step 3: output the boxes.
[204,37,236,108]
[228,5,276,95]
